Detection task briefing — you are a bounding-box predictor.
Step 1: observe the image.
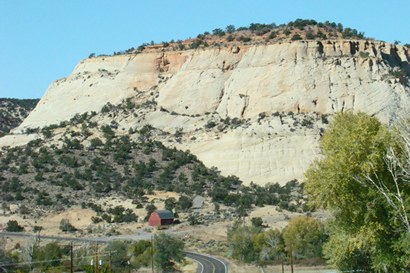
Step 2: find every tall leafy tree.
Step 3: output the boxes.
[0,240,16,273]
[154,233,185,272]
[225,24,236,33]
[32,242,66,270]
[260,229,285,264]
[106,241,130,270]
[305,112,409,272]
[227,224,260,263]
[282,216,326,260]
[359,117,410,233]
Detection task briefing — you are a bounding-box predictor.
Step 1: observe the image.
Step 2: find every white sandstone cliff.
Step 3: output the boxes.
[4,40,410,185]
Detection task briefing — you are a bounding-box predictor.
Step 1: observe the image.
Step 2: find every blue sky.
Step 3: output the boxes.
[1,0,409,99]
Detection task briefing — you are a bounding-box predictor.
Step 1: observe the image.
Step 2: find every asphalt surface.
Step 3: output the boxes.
[0,231,109,243]
[185,251,228,273]
[0,229,189,243]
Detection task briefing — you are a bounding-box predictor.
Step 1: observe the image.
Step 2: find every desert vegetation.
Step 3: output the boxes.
[0,98,39,136]
[86,19,370,57]
[0,103,309,220]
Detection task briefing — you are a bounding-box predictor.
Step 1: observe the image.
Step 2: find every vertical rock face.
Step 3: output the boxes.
[9,40,410,185]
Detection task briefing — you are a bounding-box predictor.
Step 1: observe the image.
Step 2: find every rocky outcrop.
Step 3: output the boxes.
[5,40,410,185]
[18,40,409,130]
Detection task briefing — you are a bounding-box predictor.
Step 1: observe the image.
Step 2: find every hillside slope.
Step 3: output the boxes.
[0,113,306,216]
[2,23,410,185]
[0,98,39,136]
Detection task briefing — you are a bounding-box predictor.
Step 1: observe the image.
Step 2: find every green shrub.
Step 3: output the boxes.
[317,31,327,39]
[101,102,114,113]
[59,219,77,232]
[268,31,277,40]
[178,43,185,50]
[190,39,207,49]
[359,51,370,58]
[321,114,329,124]
[177,195,193,211]
[306,31,315,40]
[237,36,252,42]
[212,28,225,36]
[291,34,302,41]
[205,120,216,129]
[251,217,264,227]
[5,220,24,232]
[226,25,236,34]
[90,137,103,148]
[288,19,317,29]
[20,205,30,214]
[301,118,314,128]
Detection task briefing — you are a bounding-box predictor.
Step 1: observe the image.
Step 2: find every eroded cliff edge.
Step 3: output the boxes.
[6,40,410,185]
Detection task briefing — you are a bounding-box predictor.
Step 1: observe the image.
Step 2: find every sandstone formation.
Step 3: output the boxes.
[4,40,410,185]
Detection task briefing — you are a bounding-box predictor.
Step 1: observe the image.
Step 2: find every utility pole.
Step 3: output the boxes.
[36,228,41,245]
[70,242,74,273]
[151,235,154,273]
[17,254,20,273]
[281,258,284,273]
[109,251,112,273]
[289,243,294,273]
[94,243,99,273]
[29,242,34,273]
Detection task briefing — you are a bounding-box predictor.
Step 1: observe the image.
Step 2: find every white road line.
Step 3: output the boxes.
[212,255,228,273]
[187,256,205,273]
[198,259,204,273]
[193,252,228,273]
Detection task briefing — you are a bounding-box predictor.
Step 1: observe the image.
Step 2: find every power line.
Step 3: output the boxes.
[0,253,112,267]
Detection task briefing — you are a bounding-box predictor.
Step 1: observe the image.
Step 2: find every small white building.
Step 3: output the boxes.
[192,195,204,212]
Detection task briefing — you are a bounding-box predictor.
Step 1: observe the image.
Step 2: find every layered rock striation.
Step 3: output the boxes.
[6,40,410,185]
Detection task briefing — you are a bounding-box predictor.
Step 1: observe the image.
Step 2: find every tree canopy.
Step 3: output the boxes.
[304,112,409,272]
[283,216,326,260]
[154,233,185,272]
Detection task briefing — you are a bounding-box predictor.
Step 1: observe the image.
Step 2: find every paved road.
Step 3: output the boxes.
[185,251,228,273]
[0,231,109,243]
[0,229,189,243]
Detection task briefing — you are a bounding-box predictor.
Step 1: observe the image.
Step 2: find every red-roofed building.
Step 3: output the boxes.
[148,210,174,227]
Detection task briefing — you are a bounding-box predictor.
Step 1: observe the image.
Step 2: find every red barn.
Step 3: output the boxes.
[148,210,174,227]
